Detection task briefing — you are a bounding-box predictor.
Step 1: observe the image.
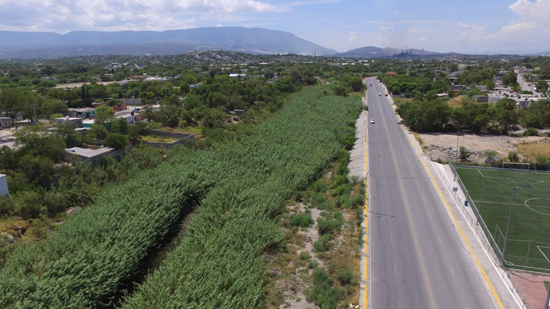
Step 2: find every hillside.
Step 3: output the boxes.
[0,27,336,58]
[335,46,458,58]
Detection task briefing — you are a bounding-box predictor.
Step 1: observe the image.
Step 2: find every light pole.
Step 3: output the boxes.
[477,158,495,225]
[500,183,534,268]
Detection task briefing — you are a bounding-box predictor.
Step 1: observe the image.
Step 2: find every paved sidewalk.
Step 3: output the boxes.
[406,134,525,309]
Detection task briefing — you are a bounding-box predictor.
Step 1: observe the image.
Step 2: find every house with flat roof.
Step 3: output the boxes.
[68,108,96,119]
[65,147,115,166]
[55,116,83,128]
[118,98,143,106]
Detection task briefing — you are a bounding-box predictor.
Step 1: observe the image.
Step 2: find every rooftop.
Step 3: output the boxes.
[66,147,114,158]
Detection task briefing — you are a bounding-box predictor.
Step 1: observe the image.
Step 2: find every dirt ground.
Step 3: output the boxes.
[509,270,550,309]
[418,132,550,163]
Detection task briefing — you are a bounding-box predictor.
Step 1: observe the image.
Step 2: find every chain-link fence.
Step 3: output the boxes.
[448,162,550,273]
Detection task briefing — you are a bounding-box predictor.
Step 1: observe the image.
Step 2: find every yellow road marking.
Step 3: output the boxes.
[420,159,505,309]
[408,134,421,155]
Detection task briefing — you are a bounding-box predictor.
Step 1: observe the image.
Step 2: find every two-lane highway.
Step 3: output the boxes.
[366,77,496,309]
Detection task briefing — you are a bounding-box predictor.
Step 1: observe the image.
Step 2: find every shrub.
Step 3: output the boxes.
[459,146,471,161]
[299,252,310,260]
[290,214,314,227]
[311,193,326,207]
[508,151,519,162]
[524,127,539,136]
[485,150,497,160]
[330,184,352,197]
[306,268,343,309]
[13,190,44,219]
[537,155,549,165]
[311,180,328,193]
[350,192,364,208]
[318,201,335,211]
[146,122,162,130]
[317,211,343,235]
[337,268,354,285]
[308,259,318,269]
[313,234,335,252]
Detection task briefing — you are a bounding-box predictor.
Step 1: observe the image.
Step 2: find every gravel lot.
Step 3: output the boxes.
[418,132,550,163]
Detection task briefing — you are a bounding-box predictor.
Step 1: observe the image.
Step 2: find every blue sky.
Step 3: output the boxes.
[0,0,548,54]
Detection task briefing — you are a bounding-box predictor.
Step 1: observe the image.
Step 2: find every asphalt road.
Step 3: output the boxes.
[366,77,496,309]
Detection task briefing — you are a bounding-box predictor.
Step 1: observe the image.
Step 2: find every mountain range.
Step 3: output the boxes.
[0,27,455,59]
[334,46,457,58]
[0,27,336,59]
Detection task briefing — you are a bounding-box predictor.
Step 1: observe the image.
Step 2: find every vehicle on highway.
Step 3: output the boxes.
[370,119,375,124]
[385,94,388,96]
[378,93,381,96]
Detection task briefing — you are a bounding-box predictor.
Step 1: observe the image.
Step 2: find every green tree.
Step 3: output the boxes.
[55,122,83,148]
[502,72,518,87]
[0,88,23,124]
[104,133,128,149]
[111,118,129,135]
[14,126,66,162]
[94,105,115,125]
[128,123,147,142]
[107,98,122,107]
[201,108,227,129]
[89,124,108,140]
[18,154,56,187]
[184,93,201,110]
[41,99,68,117]
[536,80,548,93]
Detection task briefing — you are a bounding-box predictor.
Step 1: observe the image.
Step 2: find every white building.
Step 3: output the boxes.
[0,174,9,196]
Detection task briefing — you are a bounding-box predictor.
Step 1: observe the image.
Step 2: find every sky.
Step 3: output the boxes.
[0,0,549,54]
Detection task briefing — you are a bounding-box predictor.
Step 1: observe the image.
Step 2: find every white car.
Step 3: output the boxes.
[370,119,375,124]
[378,93,381,96]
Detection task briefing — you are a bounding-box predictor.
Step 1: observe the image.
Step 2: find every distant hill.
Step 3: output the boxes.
[0,27,337,59]
[335,46,458,58]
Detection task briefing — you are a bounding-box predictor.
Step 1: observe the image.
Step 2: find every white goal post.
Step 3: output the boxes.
[502,162,530,171]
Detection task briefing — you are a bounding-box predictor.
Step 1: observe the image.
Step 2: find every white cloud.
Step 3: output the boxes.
[0,0,286,32]
[407,28,433,34]
[347,31,357,43]
[456,0,550,46]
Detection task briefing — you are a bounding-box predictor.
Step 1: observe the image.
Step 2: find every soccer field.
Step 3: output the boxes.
[456,166,550,272]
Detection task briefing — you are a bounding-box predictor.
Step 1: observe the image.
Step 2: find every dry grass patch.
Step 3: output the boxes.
[393,97,413,106]
[517,139,550,161]
[447,95,465,108]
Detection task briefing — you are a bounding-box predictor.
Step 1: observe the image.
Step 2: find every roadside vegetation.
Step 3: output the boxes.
[263,149,365,309]
[0,85,362,308]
